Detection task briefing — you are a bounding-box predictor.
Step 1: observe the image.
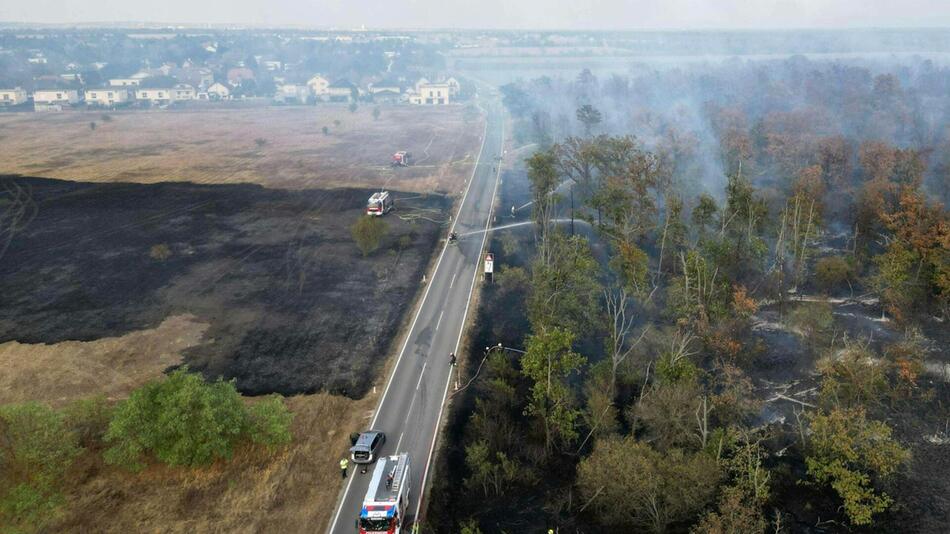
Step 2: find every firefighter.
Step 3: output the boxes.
[449,352,456,366]
[340,458,349,479]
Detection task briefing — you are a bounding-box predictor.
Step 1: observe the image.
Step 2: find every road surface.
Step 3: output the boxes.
[328,95,504,533]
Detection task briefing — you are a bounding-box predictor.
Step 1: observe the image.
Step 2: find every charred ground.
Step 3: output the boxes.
[0,175,449,398]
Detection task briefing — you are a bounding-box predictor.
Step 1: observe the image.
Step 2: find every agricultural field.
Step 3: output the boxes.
[0,105,482,194]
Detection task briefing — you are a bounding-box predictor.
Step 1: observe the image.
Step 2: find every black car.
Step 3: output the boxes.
[349,430,386,464]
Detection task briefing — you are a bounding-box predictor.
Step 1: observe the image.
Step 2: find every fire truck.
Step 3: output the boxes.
[366,191,393,216]
[358,453,411,534]
[391,151,412,167]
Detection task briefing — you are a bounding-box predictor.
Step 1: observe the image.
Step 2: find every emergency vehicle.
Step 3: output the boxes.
[366,191,394,216]
[358,453,411,534]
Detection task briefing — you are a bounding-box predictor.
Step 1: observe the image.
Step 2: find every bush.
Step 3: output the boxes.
[63,395,112,448]
[104,369,293,471]
[247,395,294,449]
[352,216,388,257]
[815,256,855,292]
[0,402,81,532]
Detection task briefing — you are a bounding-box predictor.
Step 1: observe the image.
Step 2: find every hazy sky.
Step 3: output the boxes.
[3,0,950,29]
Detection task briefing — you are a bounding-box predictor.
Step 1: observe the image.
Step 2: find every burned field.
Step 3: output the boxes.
[0,175,449,398]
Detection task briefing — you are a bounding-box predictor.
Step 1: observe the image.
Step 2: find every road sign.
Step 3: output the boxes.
[484,253,494,274]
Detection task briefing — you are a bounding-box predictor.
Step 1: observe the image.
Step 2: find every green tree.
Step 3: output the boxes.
[351,216,388,257]
[104,369,249,470]
[521,328,586,455]
[0,402,81,532]
[576,104,602,136]
[805,407,910,526]
[577,437,720,533]
[463,440,523,497]
[247,395,294,449]
[349,101,358,113]
[526,149,561,263]
[527,233,600,334]
[814,256,855,293]
[372,106,381,121]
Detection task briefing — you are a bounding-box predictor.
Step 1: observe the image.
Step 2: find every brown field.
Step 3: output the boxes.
[0,105,482,194]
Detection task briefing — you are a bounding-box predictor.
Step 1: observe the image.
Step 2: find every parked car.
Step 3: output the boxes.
[349,430,386,464]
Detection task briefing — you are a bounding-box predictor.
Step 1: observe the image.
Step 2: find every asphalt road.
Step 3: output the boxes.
[327,95,505,533]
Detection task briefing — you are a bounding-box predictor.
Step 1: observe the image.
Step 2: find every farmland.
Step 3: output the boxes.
[0,105,482,194]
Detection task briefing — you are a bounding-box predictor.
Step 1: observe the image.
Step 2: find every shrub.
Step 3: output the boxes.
[352,216,388,257]
[815,256,855,292]
[63,395,112,448]
[247,395,293,449]
[0,402,80,531]
[104,369,248,470]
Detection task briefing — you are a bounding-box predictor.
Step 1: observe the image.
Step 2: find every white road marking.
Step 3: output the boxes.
[416,361,428,391]
[435,310,444,331]
[449,272,457,288]
[396,432,405,451]
[326,108,491,534]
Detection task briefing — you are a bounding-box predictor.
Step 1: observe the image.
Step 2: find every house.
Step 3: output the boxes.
[307,75,330,98]
[275,84,309,104]
[109,78,141,87]
[85,88,130,106]
[206,82,231,100]
[32,89,80,105]
[0,88,28,106]
[135,88,172,105]
[368,79,402,95]
[171,84,196,101]
[227,67,255,87]
[413,83,451,105]
[327,80,357,102]
[261,60,282,71]
[413,77,430,93]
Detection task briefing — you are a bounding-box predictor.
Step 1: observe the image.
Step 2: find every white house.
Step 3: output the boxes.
[171,84,196,101]
[207,82,231,100]
[369,80,402,94]
[327,80,357,102]
[307,75,330,98]
[85,88,130,106]
[414,77,430,93]
[275,84,309,104]
[0,88,28,106]
[412,83,450,105]
[32,89,80,105]
[262,60,282,71]
[109,78,141,87]
[135,88,172,105]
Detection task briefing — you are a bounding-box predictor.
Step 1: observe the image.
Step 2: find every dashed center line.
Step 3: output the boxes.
[435,310,444,331]
[449,272,457,288]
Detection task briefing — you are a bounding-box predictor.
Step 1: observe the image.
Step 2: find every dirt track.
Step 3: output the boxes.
[0,175,450,398]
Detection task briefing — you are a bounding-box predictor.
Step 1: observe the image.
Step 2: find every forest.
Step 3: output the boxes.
[429,57,950,533]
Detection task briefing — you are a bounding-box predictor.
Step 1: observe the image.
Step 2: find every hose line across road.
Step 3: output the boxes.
[327,95,505,533]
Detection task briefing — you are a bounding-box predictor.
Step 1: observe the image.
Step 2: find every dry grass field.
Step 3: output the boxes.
[0,105,482,194]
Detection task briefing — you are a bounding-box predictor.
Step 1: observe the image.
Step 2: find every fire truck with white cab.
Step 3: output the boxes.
[366,191,394,216]
[357,453,411,534]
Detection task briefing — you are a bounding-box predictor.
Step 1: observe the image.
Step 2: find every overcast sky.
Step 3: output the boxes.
[3,0,950,29]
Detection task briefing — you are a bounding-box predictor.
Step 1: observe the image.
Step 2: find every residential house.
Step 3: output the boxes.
[327,80,358,102]
[109,78,141,87]
[206,82,231,100]
[33,89,80,105]
[261,60,282,71]
[85,88,130,107]
[307,75,330,99]
[275,84,309,104]
[171,84,196,101]
[135,88,172,105]
[413,83,450,105]
[414,77,430,93]
[0,88,28,106]
[444,77,461,97]
[369,79,402,95]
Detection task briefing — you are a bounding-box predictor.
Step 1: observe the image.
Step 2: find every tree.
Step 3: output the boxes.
[521,328,586,455]
[527,233,600,334]
[691,193,719,241]
[806,407,909,526]
[322,126,330,136]
[105,369,250,470]
[349,101,358,113]
[0,402,81,532]
[89,121,96,131]
[463,440,523,497]
[576,104,602,136]
[254,137,268,148]
[577,437,720,533]
[372,106,381,121]
[351,216,388,257]
[247,395,294,450]
[526,149,561,264]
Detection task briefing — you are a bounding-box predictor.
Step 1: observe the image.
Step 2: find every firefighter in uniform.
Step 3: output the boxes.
[340,458,349,478]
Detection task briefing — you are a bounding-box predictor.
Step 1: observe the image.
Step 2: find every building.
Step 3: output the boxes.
[85,88,130,106]
[134,88,172,105]
[32,89,80,105]
[261,60,282,71]
[444,77,461,97]
[206,82,231,100]
[368,79,402,95]
[0,88,28,106]
[171,84,196,101]
[275,84,309,104]
[307,75,330,98]
[109,78,141,87]
[327,80,357,102]
[412,83,450,105]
